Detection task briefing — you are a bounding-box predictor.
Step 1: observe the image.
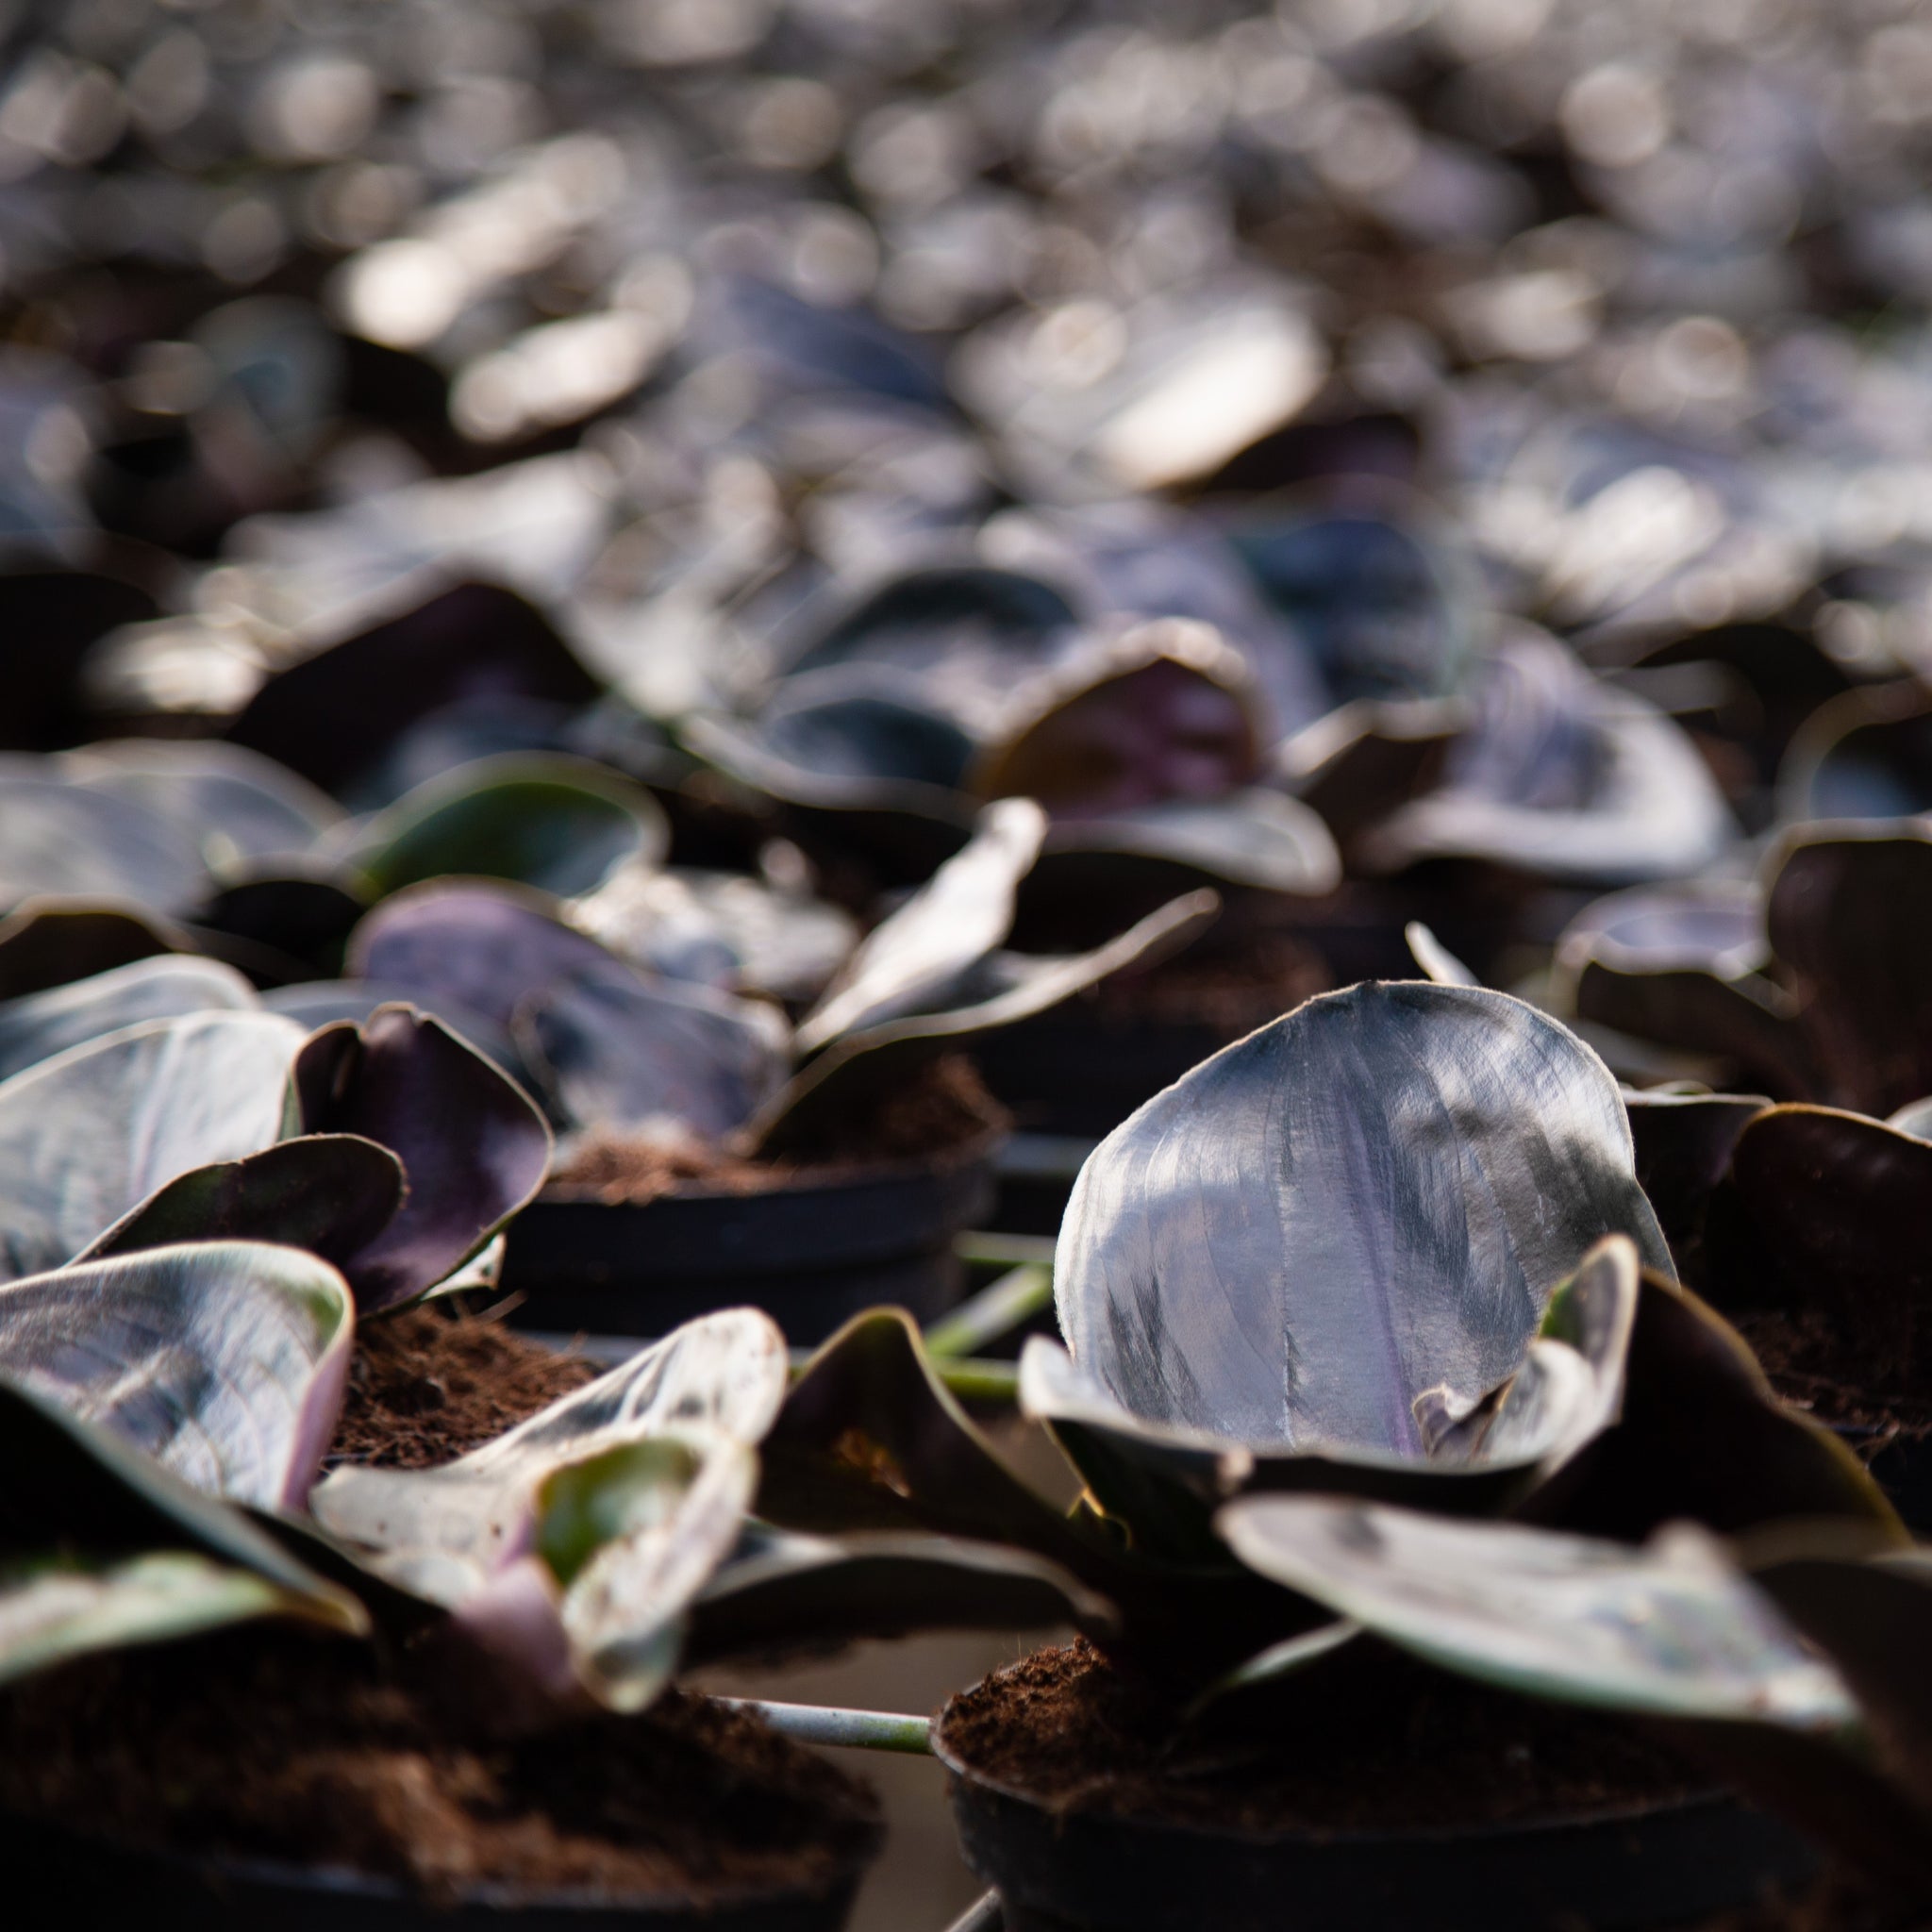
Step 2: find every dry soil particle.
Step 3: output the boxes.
[545,1051,1006,1205]
[329,1304,599,1470]
[937,1639,1699,1836]
[0,1627,880,1906]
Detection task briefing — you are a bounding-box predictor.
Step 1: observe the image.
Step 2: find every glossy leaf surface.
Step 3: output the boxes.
[753,890,1217,1156]
[969,625,1263,816]
[0,955,258,1085]
[1217,1501,1857,1729]
[0,1551,347,1689]
[347,879,619,1028]
[517,966,787,1142]
[0,1010,304,1282]
[1049,982,1669,1457]
[797,798,1044,1055]
[346,753,669,899]
[0,1241,354,1510]
[311,1308,788,1601]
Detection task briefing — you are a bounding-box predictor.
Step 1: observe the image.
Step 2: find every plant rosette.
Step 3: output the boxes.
[757,982,1902,1929]
[0,1230,1102,1922]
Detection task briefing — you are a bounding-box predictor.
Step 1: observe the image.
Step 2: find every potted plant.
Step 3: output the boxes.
[1556,824,1932,1521]
[327,806,1214,1341]
[753,982,1897,1930]
[0,1207,1100,1927]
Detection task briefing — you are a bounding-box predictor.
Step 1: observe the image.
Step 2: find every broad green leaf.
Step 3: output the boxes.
[346,753,669,899]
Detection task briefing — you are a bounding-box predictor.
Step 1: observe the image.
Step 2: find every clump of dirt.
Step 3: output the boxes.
[545,1052,1006,1205]
[330,1305,598,1470]
[938,1639,1698,1835]
[0,1627,879,1906]
[1732,1307,1932,1443]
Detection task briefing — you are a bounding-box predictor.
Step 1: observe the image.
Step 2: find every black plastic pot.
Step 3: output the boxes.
[934,1727,1818,1932]
[498,1133,1001,1344]
[0,1809,870,1932]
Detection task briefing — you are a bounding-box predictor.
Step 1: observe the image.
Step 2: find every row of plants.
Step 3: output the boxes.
[2,927,1931,1925]
[8,0,1932,1924]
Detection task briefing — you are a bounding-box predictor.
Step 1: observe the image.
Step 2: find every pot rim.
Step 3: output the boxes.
[534,1124,1008,1209]
[930,1689,1736,1854]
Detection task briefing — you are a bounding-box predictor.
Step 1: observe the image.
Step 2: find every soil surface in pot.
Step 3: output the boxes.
[545,1052,1005,1205]
[1086,928,1330,1039]
[329,1305,599,1470]
[938,1640,1700,1836]
[1731,1308,1932,1447]
[0,1627,880,1906]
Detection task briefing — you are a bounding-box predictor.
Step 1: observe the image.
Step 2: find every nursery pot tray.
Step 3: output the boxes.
[0,1809,869,1932]
[499,1131,1001,1343]
[932,1729,1817,1932]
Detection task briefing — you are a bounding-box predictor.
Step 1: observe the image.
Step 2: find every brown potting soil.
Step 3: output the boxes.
[0,1626,880,1906]
[1090,928,1331,1039]
[329,1304,599,1470]
[545,1051,1006,1205]
[938,1639,1699,1836]
[1731,1307,1932,1443]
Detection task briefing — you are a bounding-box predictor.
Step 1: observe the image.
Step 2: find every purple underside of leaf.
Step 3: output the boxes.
[291,1006,552,1311]
[0,1241,355,1511]
[346,880,621,1029]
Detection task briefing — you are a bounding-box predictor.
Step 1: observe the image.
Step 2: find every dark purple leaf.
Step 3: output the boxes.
[290,1006,551,1310]
[76,1135,406,1274]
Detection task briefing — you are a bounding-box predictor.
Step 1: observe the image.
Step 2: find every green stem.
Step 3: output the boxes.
[953,1231,1056,1269]
[712,1697,932,1755]
[924,1263,1055,1360]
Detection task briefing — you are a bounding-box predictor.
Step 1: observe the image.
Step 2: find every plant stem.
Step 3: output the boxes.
[711,1697,933,1754]
[924,1262,1055,1359]
[953,1230,1057,1268]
